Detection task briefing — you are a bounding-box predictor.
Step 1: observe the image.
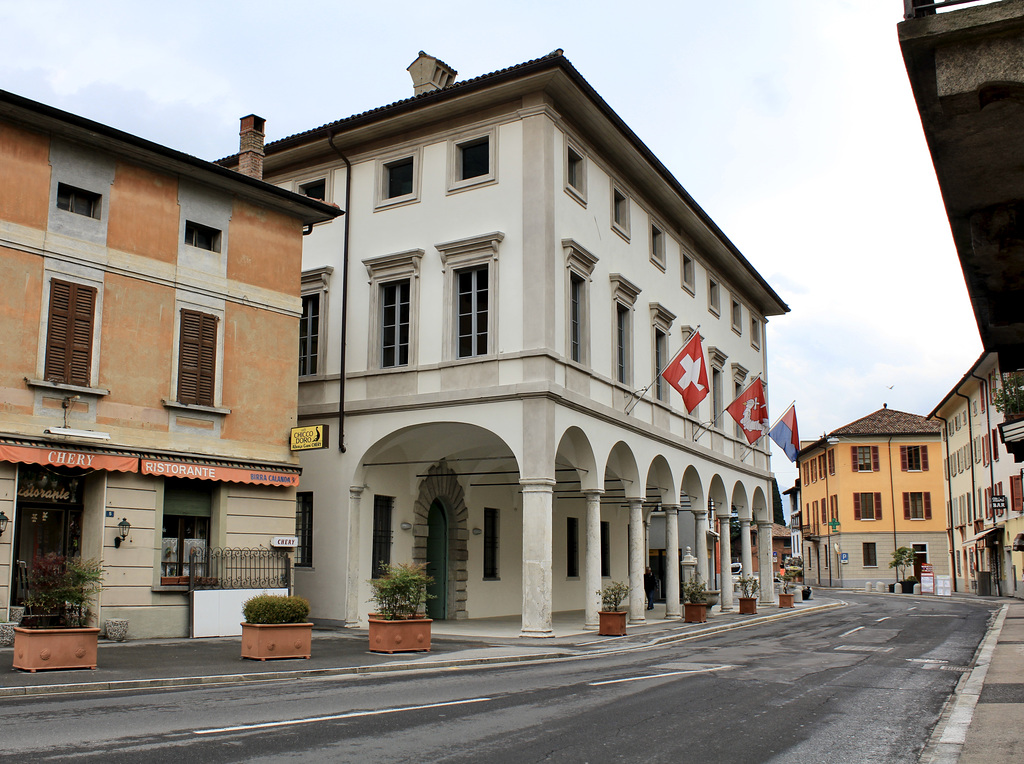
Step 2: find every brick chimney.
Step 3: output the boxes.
[407,52,457,95]
[238,114,266,180]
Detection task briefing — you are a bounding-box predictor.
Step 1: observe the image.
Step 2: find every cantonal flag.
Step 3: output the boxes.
[660,332,710,413]
[726,377,769,445]
[769,403,800,463]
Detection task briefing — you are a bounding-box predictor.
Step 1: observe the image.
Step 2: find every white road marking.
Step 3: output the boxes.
[840,626,864,637]
[907,658,947,664]
[194,697,493,735]
[589,665,733,686]
[876,617,890,622]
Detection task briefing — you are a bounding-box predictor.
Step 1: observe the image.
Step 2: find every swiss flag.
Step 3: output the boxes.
[661,332,709,413]
[726,377,769,445]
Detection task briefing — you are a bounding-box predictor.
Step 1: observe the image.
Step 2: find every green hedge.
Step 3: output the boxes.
[242,594,310,624]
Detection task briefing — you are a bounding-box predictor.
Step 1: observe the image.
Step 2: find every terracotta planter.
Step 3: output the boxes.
[13,627,100,672]
[738,597,758,615]
[240,622,313,661]
[779,593,795,608]
[368,615,432,653]
[598,610,627,636]
[683,602,708,623]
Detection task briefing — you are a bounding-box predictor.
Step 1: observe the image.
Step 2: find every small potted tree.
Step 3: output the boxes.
[13,554,103,672]
[889,546,918,593]
[682,575,708,623]
[597,581,630,636]
[737,574,760,614]
[778,570,796,608]
[240,593,313,661]
[368,562,433,653]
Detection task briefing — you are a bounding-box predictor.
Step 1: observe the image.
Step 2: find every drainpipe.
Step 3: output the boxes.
[935,413,957,592]
[327,131,351,453]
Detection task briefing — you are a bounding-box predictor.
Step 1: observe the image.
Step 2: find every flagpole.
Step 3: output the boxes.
[766,400,796,433]
[624,325,701,416]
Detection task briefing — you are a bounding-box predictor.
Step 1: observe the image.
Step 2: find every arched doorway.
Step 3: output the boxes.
[425,499,449,620]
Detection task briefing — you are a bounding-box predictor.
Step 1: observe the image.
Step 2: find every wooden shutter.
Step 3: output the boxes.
[851,446,858,472]
[871,446,880,472]
[924,493,932,520]
[903,493,911,520]
[921,446,929,471]
[900,445,908,471]
[875,493,883,521]
[828,449,835,475]
[1012,476,1022,514]
[44,279,96,385]
[178,310,218,406]
[992,428,1000,461]
[854,493,861,520]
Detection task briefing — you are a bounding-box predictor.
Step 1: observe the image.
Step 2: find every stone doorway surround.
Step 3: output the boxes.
[412,461,469,619]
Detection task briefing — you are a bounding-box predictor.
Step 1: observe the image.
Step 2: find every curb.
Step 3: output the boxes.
[0,600,842,698]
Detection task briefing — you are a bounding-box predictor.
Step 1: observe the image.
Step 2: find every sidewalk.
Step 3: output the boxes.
[0,596,840,698]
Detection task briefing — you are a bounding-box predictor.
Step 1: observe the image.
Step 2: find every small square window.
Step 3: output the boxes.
[299,178,326,200]
[708,277,720,315]
[184,221,221,252]
[385,158,414,199]
[750,317,761,349]
[567,147,584,192]
[458,138,489,180]
[56,183,101,219]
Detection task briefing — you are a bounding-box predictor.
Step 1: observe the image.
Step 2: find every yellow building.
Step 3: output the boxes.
[797,407,946,589]
[0,91,339,636]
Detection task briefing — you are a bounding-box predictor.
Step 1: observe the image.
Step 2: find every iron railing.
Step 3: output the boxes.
[187,546,291,591]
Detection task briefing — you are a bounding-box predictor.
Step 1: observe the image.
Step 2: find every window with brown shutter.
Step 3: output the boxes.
[177,309,217,406]
[875,492,883,521]
[44,279,97,386]
[871,446,879,471]
[827,449,835,475]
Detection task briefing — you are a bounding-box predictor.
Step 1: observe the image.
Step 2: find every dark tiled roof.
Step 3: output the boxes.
[831,407,942,437]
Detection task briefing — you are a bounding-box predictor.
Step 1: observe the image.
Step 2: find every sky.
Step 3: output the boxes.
[1,0,990,492]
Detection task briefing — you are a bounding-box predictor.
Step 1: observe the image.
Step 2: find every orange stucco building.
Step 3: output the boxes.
[0,91,339,637]
[797,407,947,589]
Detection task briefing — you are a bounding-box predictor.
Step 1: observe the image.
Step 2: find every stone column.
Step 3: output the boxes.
[740,518,753,577]
[757,520,775,604]
[718,510,733,612]
[664,504,681,618]
[345,485,364,627]
[583,490,603,630]
[628,498,645,624]
[520,478,555,638]
[692,507,710,586]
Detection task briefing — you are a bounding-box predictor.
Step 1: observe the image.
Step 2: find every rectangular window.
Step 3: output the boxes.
[612,187,630,237]
[385,157,414,199]
[483,507,499,579]
[457,137,489,180]
[854,492,881,521]
[810,458,817,483]
[381,280,410,367]
[827,449,835,476]
[184,221,220,252]
[681,253,695,292]
[712,368,723,428]
[731,299,742,333]
[750,317,761,349]
[853,446,879,472]
[161,480,212,579]
[903,492,931,520]
[371,495,394,579]
[456,266,489,358]
[650,224,665,269]
[299,293,320,377]
[655,328,668,401]
[56,183,100,218]
[295,492,313,567]
[567,146,584,193]
[912,543,928,562]
[570,273,584,363]
[177,309,217,406]
[616,303,630,384]
[863,542,877,568]
[44,279,97,386]
[600,521,611,577]
[566,517,580,578]
[708,277,720,315]
[298,178,326,200]
[901,445,928,472]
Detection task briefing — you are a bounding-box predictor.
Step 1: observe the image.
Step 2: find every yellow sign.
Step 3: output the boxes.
[290,425,328,451]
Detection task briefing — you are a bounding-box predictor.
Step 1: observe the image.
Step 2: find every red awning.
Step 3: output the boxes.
[140,458,299,487]
[0,443,138,473]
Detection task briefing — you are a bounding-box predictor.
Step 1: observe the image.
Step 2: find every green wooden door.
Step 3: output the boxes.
[426,500,448,619]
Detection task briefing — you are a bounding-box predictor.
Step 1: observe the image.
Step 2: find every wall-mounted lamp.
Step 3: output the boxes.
[114,517,131,548]
[0,509,8,537]
[400,522,413,531]
[827,437,840,445]
[472,527,482,536]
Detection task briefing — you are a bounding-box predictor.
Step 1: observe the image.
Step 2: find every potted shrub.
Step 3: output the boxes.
[13,554,103,672]
[737,574,760,614]
[889,546,917,593]
[597,581,630,636]
[682,575,708,623]
[240,593,312,661]
[368,562,433,653]
[779,570,796,608]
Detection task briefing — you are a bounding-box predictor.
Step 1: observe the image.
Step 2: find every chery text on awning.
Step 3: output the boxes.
[0,443,138,473]
[140,458,299,487]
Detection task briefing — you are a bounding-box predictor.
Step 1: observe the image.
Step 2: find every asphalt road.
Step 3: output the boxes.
[1,594,997,763]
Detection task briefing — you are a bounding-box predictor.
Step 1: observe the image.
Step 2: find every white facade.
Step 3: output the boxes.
[241,52,789,633]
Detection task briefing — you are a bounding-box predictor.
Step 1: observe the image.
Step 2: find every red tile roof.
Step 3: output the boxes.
[831,407,941,437]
